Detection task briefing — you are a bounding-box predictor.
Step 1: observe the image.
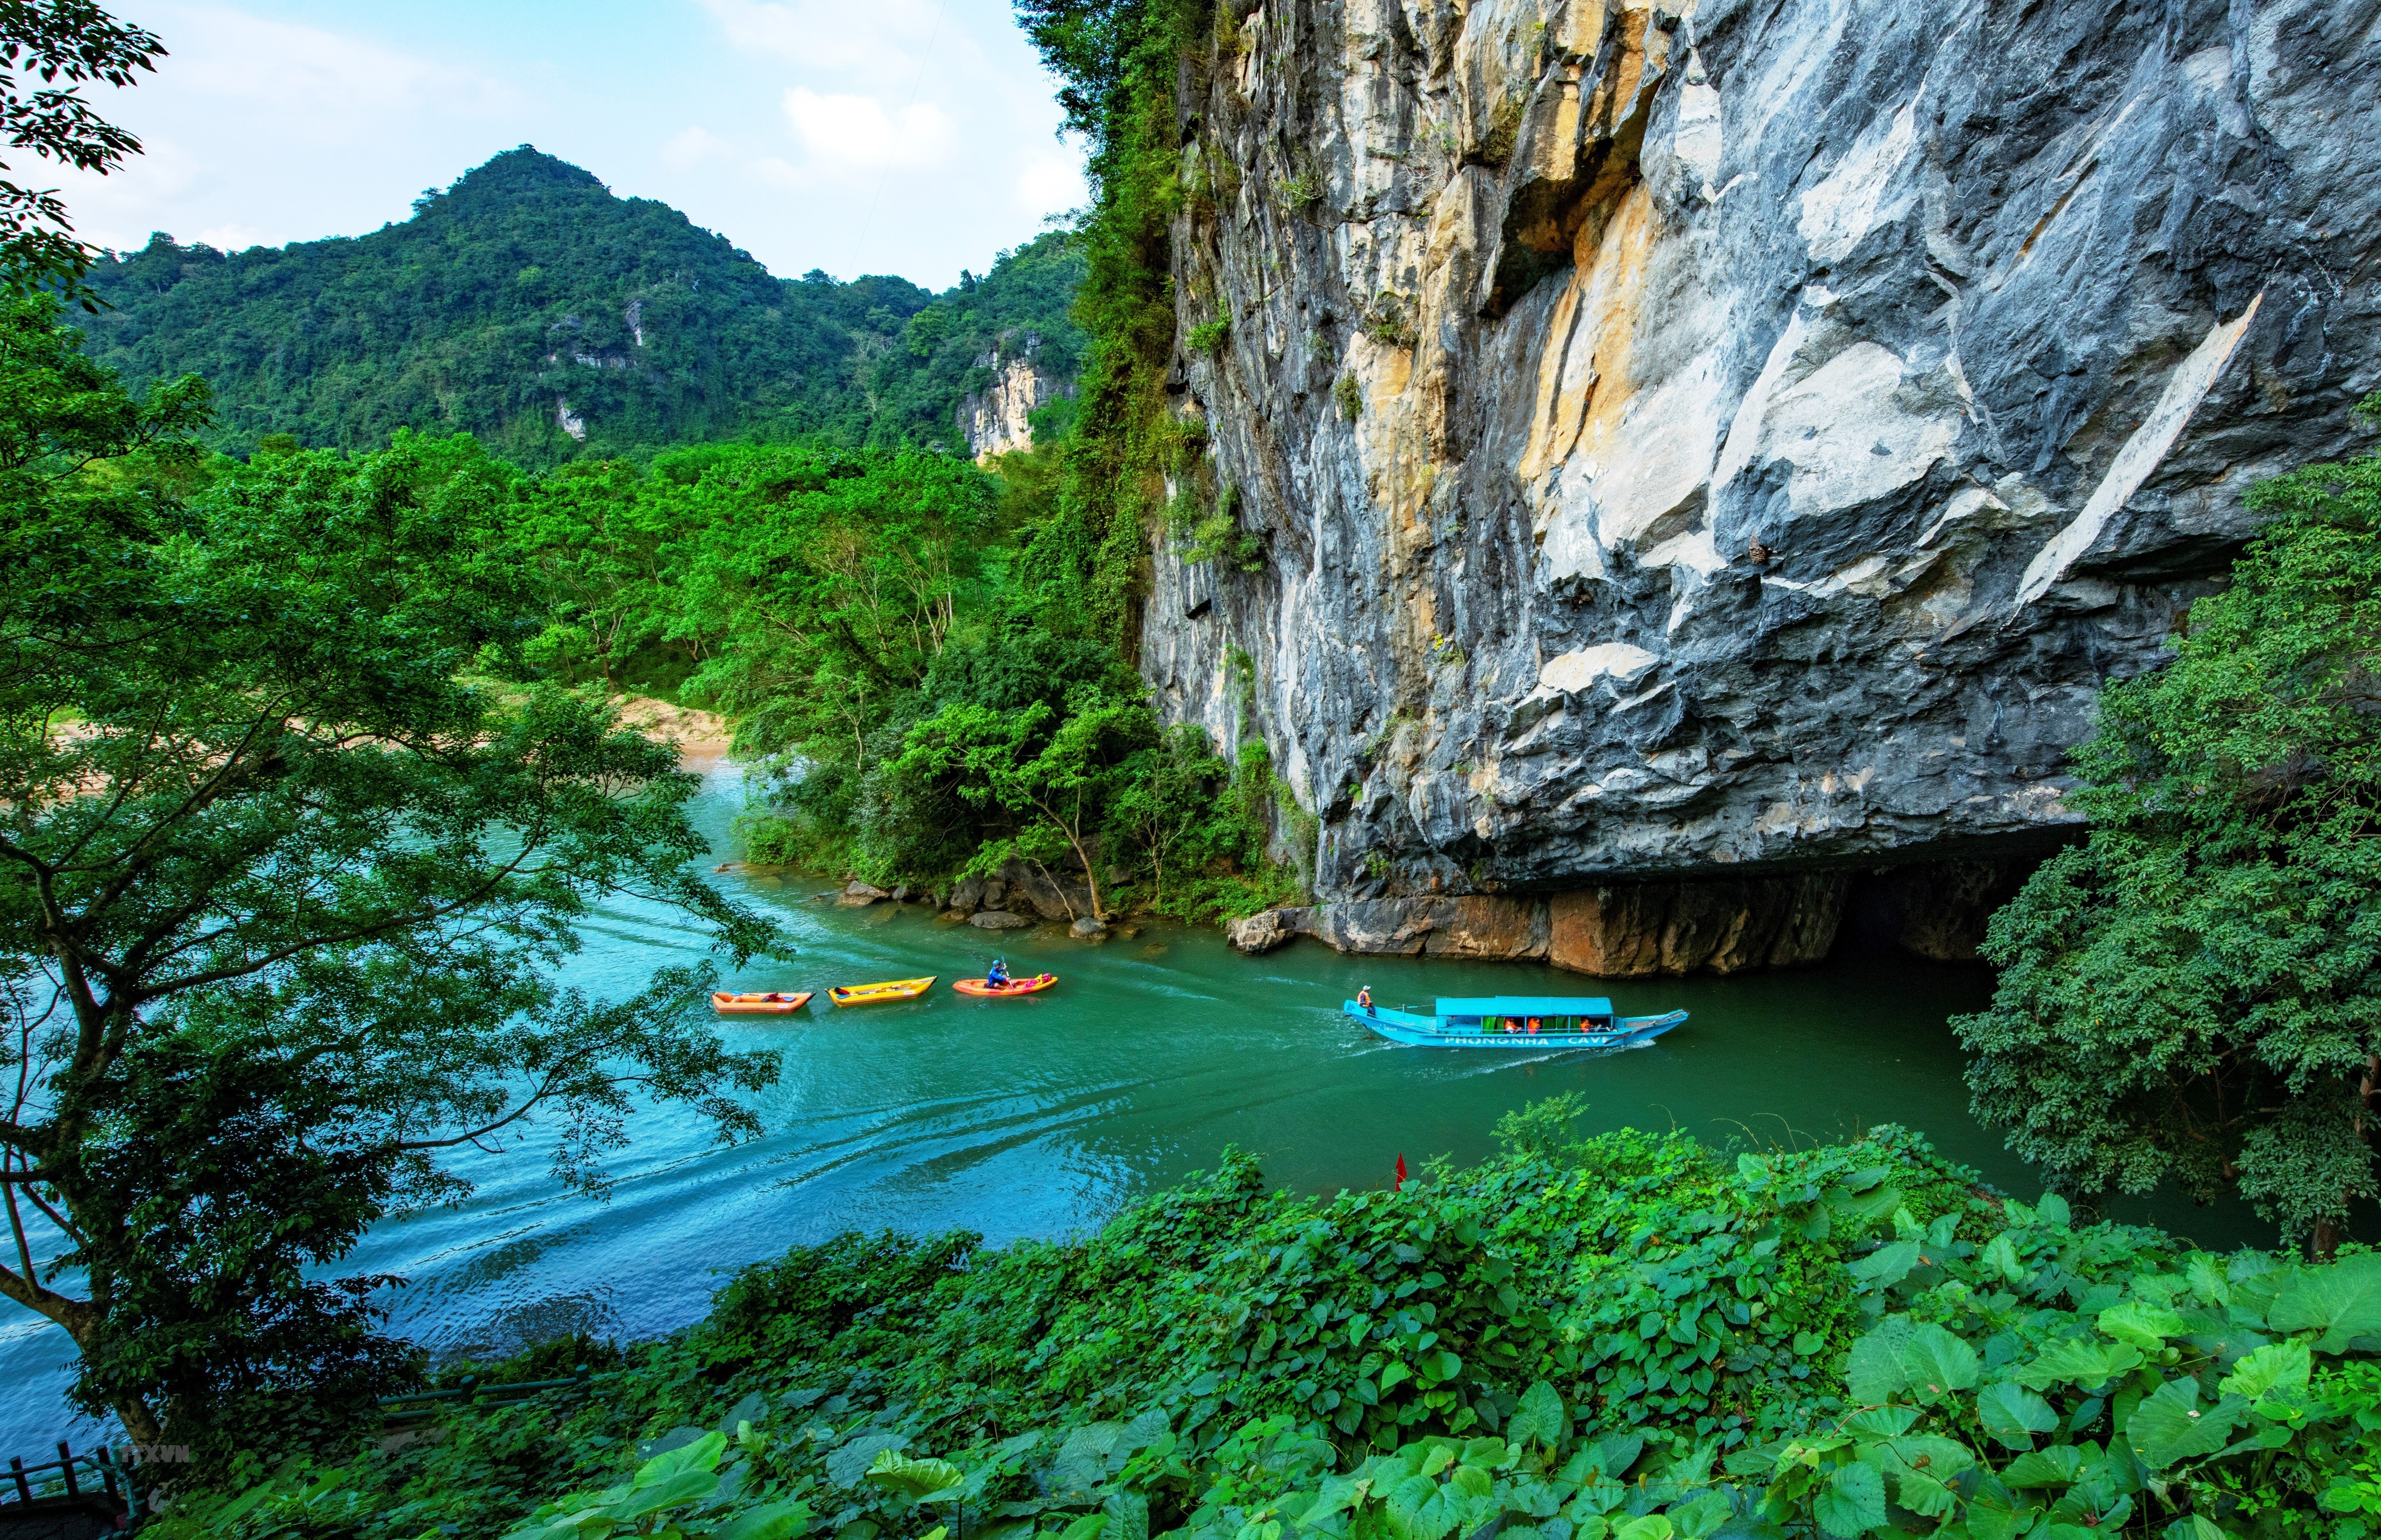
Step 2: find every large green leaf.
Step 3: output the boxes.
[1507,1380,1566,1448]
[1842,1406,1918,1438]
[1976,1382,2059,1449]
[2124,1379,2244,1470]
[2015,1337,2144,1390]
[825,1434,907,1490]
[1667,1491,1732,1540]
[864,1450,965,1500]
[1813,1462,1885,1538]
[1611,1518,1674,1540]
[1847,1320,1979,1403]
[2096,1299,2188,1350]
[1875,1435,1973,1517]
[1981,1234,2028,1284]
[1849,1242,1924,1289]
[2219,1340,2311,1401]
[2271,1254,2381,1351]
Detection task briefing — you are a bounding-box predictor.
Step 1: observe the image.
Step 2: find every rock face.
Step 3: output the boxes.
[936,858,1098,921]
[959,332,1074,461]
[1235,874,1844,974]
[1141,0,2381,927]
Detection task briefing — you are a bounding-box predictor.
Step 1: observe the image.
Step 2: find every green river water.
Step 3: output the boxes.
[0,760,2260,1454]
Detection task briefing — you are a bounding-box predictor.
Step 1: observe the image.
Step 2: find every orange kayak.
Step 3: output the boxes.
[713,991,813,1015]
[953,974,1057,998]
[829,976,937,1006]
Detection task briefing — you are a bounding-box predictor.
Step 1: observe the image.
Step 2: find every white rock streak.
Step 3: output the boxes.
[1798,98,1919,265]
[1540,644,1660,693]
[2013,293,2265,610]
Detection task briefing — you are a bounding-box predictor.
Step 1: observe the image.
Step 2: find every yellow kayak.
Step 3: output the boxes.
[828,976,937,1007]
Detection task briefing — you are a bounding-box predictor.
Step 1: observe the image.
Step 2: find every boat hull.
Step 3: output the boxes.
[830,976,938,1006]
[712,991,813,1015]
[1344,1002,1687,1049]
[953,974,1057,997]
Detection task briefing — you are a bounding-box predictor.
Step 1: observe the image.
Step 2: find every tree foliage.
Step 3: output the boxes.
[0,294,787,1446]
[1956,395,2381,1251]
[478,433,1301,920]
[0,0,164,297]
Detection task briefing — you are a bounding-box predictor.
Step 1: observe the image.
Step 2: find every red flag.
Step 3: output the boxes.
[1394,1153,1407,1191]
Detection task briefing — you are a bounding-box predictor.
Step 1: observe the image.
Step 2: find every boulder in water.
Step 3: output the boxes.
[1226,910,1296,955]
[969,910,1031,930]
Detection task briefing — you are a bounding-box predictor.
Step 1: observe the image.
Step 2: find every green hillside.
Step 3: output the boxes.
[70,146,1083,464]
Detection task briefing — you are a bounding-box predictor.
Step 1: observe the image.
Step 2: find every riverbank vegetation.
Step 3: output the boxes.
[1956,392,2381,1256]
[487,425,1304,924]
[152,1108,2381,1540]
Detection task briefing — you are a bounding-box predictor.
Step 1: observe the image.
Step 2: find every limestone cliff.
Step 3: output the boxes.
[959,331,1076,460]
[1146,0,2381,967]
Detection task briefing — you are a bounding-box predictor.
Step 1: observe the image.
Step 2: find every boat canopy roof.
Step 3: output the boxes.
[1435,996,1615,1018]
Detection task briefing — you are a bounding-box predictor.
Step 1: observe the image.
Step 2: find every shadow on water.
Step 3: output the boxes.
[0,760,2276,1453]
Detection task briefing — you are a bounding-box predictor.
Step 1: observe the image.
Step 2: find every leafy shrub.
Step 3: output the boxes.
[1362,293,1418,348]
[1188,318,1230,357]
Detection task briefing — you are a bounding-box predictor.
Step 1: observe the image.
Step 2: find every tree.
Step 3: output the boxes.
[1955,394,2381,1254]
[513,458,681,690]
[679,445,996,761]
[1106,722,1227,912]
[0,295,787,1444]
[889,687,1159,921]
[1,0,166,298]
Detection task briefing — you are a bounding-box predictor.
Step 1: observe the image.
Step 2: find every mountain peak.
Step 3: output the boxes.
[439,146,609,209]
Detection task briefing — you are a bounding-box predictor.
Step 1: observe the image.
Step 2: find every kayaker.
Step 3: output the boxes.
[1357,985,1373,1013]
[987,957,1011,988]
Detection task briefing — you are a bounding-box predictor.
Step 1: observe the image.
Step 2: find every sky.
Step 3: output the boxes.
[35,0,1088,291]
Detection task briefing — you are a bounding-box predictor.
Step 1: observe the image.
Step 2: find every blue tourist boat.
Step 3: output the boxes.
[1343,994,1687,1050]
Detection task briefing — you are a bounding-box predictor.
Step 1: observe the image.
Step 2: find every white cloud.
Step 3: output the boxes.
[662,126,736,168]
[156,2,514,137]
[1013,156,1086,216]
[780,89,954,175]
[39,0,521,254]
[693,0,946,76]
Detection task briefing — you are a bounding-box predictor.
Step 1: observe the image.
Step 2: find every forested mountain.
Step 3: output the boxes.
[70,146,1082,463]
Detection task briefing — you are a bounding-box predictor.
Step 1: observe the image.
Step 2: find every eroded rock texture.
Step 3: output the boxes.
[959,332,1074,461]
[1143,0,2381,939]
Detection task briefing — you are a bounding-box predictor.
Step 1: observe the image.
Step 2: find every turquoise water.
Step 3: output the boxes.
[0,760,2254,1455]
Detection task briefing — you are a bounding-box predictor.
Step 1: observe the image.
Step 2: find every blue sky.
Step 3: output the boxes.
[43,0,1088,289]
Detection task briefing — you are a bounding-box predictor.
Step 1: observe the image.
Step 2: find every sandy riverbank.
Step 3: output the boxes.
[614,696,735,761]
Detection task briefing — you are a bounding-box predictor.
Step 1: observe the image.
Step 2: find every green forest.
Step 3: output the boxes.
[6,0,2381,1536]
[70,147,1086,465]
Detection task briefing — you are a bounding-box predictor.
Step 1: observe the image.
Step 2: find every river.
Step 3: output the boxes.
[0,759,2254,1457]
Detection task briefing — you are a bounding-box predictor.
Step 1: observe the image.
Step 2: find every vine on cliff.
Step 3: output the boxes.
[1012,0,1206,650]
